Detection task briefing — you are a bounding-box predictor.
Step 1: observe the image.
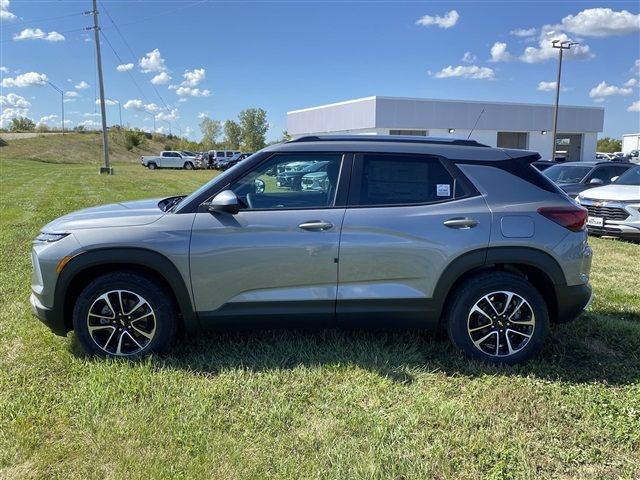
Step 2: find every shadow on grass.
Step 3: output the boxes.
[70,310,640,386]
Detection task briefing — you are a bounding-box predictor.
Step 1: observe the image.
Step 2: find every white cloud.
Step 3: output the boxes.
[145,103,161,113]
[155,109,179,121]
[416,10,459,29]
[139,48,167,73]
[633,59,640,75]
[434,65,495,80]
[181,68,205,87]
[627,101,640,112]
[116,63,134,72]
[76,119,100,129]
[536,81,568,92]
[75,80,89,90]
[13,28,65,42]
[510,28,537,37]
[0,66,8,73]
[184,126,193,138]
[83,113,100,118]
[175,86,211,97]
[623,78,638,88]
[151,72,171,85]
[37,114,58,125]
[0,93,31,127]
[461,52,476,63]
[95,98,118,106]
[489,42,512,62]
[593,98,605,103]
[64,91,79,98]
[63,98,76,103]
[560,8,640,38]
[1,0,17,21]
[123,99,144,111]
[589,81,633,98]
[520,30,593,63]
[197,112,208,119]
[177,98,187,103]
[0,71,48,88]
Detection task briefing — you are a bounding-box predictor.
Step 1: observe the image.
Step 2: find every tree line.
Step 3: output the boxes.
[199,107,277,152]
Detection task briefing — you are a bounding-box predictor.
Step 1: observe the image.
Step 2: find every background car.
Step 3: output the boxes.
[542,161,634,198]
[578,165,640,241]
[217,152,254,170]
[277,161,329,190]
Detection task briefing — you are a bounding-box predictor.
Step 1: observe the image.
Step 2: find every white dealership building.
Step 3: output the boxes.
[287,96,605,161]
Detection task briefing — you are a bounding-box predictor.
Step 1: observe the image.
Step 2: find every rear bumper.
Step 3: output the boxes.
[554,283,593,323]
[30,293,67,336]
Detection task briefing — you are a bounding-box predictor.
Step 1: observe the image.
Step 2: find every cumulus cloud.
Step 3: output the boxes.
[76,119,100,129]
[0,71,48,88]
[589,81,633,98]
[181,68,205,87]
[0,66,8,73]
[177,97,187,103]
[95,98,118,106]
[416,10,459,28]
[151,72,172,85]
[536,81,568,92]
[520,30,593,63]
[175,86,211,97]
[510,28,537,37]
[0,93,31,109]
[139,48,167,73]
[75,80,89,90]
[560,8,640,37]
[623,78,638,88]
[1,0,17,21]
[64,91,79,98]
[434,65,495,80]
[37,114,58,125]
[116,63,134,72]
[627,101,640,112]
[155,109,179,121]
[123,99,166,116]
[632,59,640,75]
[13,28,65,42]
[0,93,31,127]
[489,42,512,62]
[461,52,476,63]
[197,112,208,119]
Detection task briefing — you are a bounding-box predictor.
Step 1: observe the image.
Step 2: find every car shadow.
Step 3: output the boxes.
[71,309,640,386]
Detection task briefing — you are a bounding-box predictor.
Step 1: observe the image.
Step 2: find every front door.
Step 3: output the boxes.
[190,152,348,323]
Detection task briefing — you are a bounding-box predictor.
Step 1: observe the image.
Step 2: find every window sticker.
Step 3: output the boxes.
[437,184,451,197]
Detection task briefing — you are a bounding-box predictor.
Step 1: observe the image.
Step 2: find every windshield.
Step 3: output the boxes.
[614,166,640,185]
[543,165,592,184]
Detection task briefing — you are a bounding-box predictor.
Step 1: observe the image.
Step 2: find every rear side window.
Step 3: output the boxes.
[351,154,456,206]
[226,151,234,157]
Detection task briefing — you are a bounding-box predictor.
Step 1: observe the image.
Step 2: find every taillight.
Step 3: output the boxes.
[538,206,588,232]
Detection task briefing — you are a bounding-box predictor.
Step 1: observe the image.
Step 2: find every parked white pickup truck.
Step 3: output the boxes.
[140,151,197,170]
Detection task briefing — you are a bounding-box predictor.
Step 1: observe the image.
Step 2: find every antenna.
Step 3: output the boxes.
[467,107,485,140]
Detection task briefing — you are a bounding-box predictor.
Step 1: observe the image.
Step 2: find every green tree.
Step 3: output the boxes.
[238,108,268,151]
[223,120,242,149]
[10,117,36,132]
[597,137,622,153]
[199,117,222,149]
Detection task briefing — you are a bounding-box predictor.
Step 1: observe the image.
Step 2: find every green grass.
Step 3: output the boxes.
[1,157,639,479]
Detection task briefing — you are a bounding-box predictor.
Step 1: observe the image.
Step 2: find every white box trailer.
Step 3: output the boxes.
[622,133,640,154]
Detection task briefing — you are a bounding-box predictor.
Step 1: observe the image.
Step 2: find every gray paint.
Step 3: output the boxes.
[288,96,604,135]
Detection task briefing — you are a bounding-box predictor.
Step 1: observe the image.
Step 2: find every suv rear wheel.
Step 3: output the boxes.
[183,162,194,170]
[72,272,177,357]
[446,272,549,365]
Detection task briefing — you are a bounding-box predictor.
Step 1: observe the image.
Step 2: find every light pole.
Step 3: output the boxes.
[550,39,578,161]
[105,98,122,128]
[47,81,64,135]
[143,110,156,133]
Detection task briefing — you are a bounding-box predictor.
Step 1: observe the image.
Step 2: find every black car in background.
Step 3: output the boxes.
[542,161,634,198]
[276,161,329,190]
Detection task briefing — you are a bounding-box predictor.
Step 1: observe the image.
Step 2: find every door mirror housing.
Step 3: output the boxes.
[589,178,604,185]
[206,190,240,214]
[254,178,265,194]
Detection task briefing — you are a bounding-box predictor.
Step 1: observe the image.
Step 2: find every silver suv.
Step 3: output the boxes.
[31,136,593,364]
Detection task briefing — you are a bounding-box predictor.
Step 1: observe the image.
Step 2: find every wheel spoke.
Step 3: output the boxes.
[116,291,125,316]
[94,293,116,319]
[130,311,153,324]
[88,325,115,333]
[102,328,117,350]
[115,331,125,355]
[125,330,144,350]
[505,332,515,355]
[131,324,154,339]
[472,331,497,350]
[482,295,500,316]
[506,328,532,340]
[500,292,514,316]
[124,296,146,316]
[469,323,492,333]
[471,304,493,322]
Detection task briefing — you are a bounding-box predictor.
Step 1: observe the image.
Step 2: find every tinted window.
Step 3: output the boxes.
[352,154,455,206]
[588,165,630,183]
[226,152,234,157]
[615,166,640,185]
[544,165,592,184]
[228,154,343,209]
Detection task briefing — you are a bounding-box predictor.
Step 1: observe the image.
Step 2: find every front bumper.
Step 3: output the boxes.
[554,283,593,324]
[580,197,640,240]
[30,293,67,336]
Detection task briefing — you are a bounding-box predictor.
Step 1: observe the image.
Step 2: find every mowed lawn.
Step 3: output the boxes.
[1,158,639,480]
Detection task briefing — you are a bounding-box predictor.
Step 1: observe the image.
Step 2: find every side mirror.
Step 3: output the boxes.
[610,176,619,183]
[589,178,604,185]
[254,178,265,194]
[206,190,240,214]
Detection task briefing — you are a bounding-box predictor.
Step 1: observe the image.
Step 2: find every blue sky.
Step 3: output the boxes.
[1,1,639,141]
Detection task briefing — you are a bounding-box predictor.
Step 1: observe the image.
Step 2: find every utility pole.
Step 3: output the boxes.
[47,81,65,135]
[90,0,112,174]
[550,39,578,162]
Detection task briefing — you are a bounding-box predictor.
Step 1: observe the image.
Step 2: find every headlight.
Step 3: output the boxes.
[35,232,69,243]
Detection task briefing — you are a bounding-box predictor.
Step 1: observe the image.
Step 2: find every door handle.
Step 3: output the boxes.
[298,221,334,231]
[443,217,478,229]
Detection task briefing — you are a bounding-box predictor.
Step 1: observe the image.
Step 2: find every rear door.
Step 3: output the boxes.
[190,152,350,323]
[336,153,491,324]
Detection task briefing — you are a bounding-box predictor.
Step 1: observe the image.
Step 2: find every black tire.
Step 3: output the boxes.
[148,163,157,170]
[446,272,549,365]
[184,162,194,170]
[72,272,177,358]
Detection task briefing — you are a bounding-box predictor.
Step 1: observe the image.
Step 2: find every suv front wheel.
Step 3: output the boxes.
[72,272,177,357]
[446,272,549,365]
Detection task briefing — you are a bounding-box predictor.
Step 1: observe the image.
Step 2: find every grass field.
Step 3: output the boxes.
[1,157,639,479]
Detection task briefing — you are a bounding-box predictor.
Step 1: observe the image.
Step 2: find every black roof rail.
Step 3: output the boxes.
[288,134,489,148]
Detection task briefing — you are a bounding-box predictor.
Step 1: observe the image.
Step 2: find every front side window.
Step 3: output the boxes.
[351,154,455,206]
[543,165,592,184]
[228,154,343,209]
[226,151,234,157]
